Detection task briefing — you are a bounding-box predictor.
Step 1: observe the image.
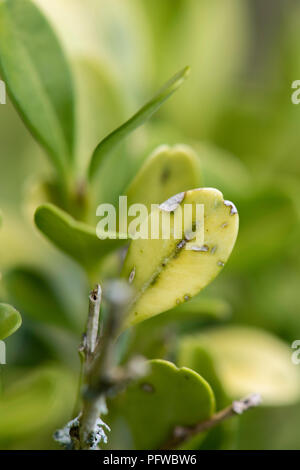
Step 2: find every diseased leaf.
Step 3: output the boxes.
[88,66,190,181]
[106,359,215,450]
[0,0,75,175]
[178,326,300,406]
[0,303,22,340]
[34,203,125,271]
[122,188,239,327]
[125,144,202,210]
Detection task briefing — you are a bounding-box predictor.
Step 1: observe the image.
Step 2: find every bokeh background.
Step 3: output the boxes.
[0,0,300,449]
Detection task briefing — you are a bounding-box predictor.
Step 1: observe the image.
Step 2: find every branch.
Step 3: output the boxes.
[86,284,102,356]
[161,393,262,449]
[75,281,147,450]
[71,284,102,420]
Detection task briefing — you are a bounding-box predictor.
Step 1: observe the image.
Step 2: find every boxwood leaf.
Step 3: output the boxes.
[123,297,231,363]
[178,326,300,406]
[159,296,232,324]
[195,141,251,200]
[0,303,22,340]
[34,203,125,271]
[88,66,190,181]
[0,0,75,175]
[125,144,202,210]
[122,188,239,327]
[4,267,77,332]
[0,366,75,440]
[230,185,298,272]
[106,359,215,450]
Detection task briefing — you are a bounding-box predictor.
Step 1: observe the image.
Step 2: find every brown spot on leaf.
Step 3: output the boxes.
[224,200,238,215]
[150,272,160,286]
[177,239,186,250]
[192,244,209,252]
[159,191,185,212]
[129,267,136,284]
[161,166,171,183]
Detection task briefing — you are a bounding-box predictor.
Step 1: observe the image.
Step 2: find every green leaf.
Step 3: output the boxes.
[122,188,239,327]
[106,359,215,450]
[178,326,300,406]
[0,366,76,440]
[0,303,22,340]
[195,141,251,200]
[4,267,77,331]
[230,186,298,272]
[178,338,229,409]
[177,328,237,451]
[88,66,190,181]
[34,203,125,271]
[160,296,232,324]
[125,144,202,210]
[153,0,248,138]
[0,0,75,175]
[74,56,127,174]
[123,296,231,363]
[237,403,300,450]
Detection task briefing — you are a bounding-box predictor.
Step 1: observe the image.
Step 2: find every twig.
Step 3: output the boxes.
[76,281,147,450]
[55,281,148,450]
[77,298,119,449]
[161,393,262,449]
[71,285,102,419]
[86,284,102,357]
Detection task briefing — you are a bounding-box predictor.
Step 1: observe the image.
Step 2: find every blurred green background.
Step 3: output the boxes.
[0,0,300,450]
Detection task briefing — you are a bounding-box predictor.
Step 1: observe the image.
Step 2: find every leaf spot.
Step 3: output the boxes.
[224,200,238,215]
[129,267,136,284]
[159,192,185,212]
[176,239,186,251]
[161,166,171,183]
[192,244,209,252]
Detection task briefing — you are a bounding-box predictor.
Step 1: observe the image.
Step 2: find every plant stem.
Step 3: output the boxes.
[62,281,148,450]
[78,394,105,450]
[71,285,101,420]
[73,280,142,450]
[161,393,262,449]
[86,285,102,357]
